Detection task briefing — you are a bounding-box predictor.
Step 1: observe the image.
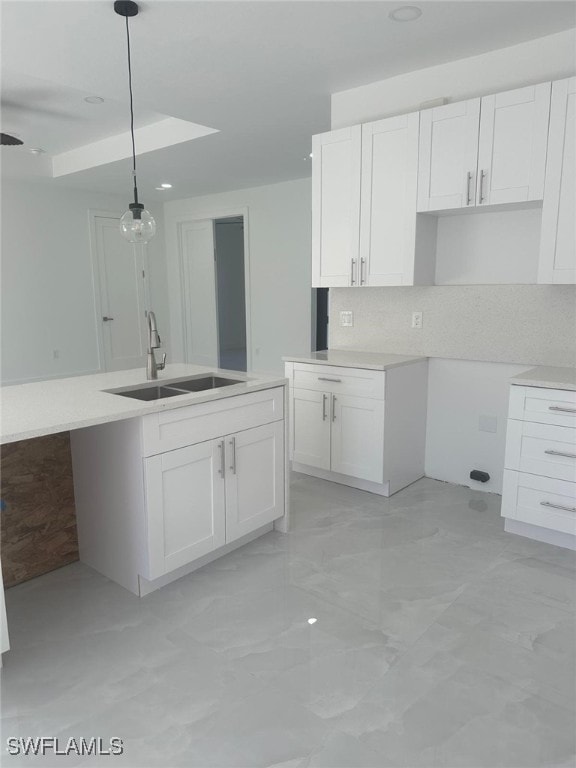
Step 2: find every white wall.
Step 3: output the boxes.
[163,178,312,374]
[332,29,576,128]
[1,180,169,384]
[329,29,576,493]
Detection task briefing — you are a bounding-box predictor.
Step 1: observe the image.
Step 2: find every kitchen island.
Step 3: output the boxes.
[0,364,289,657]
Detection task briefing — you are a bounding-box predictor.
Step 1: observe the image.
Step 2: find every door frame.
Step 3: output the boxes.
[88,208,151,372]
[175,206,253,371]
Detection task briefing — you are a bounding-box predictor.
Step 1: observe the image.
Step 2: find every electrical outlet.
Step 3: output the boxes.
[340,311,354,327]
[411,311,423,329]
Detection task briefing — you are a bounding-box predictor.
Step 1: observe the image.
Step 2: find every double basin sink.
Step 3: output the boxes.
[107,375,243,402]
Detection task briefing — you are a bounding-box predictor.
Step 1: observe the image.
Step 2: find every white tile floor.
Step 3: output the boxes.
[1,474,575,767]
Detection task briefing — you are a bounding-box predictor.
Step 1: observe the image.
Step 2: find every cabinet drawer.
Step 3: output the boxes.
[502,470,576,535]
[505,420,576,482]
[509,385,576,427]
[292,364,385,399]
[141,387,284,457]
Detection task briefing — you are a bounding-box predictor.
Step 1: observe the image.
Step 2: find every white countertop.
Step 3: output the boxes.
[0,364,286,445]
[510,365,576,392]
[282,350,427,371]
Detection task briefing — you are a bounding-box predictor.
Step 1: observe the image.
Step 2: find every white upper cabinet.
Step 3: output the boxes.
[538,77,576,284]
[477,83,551,206]
[418,84,551,212]
[417,99,481,212]
[312,125,362,287]
[360,113,421,286]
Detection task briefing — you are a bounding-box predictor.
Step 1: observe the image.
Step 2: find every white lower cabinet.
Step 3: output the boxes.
[145,441,226,579]
[146,422,285,580]
[292,388,331,470]
[72,386,286,595]
[287,361,428,497]
[331,394,384,483]
[225,421,284,543]
[502,384,576,548]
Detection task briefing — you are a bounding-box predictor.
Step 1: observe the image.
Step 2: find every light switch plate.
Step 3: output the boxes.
[340,311,354,327]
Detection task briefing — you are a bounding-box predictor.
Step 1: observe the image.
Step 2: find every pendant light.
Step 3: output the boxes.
[114,0,156,243]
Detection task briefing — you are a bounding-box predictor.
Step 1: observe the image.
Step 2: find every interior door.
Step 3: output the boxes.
[312,126,362,287]
[94,215,148,371]
[538,77,576,284]
[181,220,219,366]
[331,394,384,483]
[144,440,226,578]
[477,82,551,206]
[225,421,284,543]
[360,113,419,286]
[292,388,331,469]
[417,99,481,212]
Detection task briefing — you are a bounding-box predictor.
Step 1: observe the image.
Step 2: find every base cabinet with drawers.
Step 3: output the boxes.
[71,386,286,595]
[502,384,576,548]
[285,360,428,496]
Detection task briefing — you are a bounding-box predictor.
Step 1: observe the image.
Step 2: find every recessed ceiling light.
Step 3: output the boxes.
[160,183,172,189]
[84,96,105,104]
[389,5,422,22]
[309,152,313,158]
[308,617,317,625]
[29,148,46,155]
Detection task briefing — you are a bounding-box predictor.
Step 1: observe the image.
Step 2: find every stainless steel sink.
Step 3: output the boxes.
[106,375,244,401]
[115,385,187,401]
[170,376,241,392]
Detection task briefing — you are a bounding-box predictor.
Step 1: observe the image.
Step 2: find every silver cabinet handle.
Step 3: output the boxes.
[544,449,576,459]
[218,440,225,478]
[540,500,576,513]
[322,393,328,421]
[318,377,342,383]
[332,394,337,422]
[549,406,576,414]
[466,171,473,205]
[360,258,366,285]
[479,169,487,203]
[229,437,237,474]
[102,316,114,321]
[350,259,357,286]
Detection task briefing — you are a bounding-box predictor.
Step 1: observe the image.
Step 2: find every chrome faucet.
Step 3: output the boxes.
[146,311,166,380]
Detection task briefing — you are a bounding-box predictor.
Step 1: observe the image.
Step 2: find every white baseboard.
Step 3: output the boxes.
[504,518,576,551]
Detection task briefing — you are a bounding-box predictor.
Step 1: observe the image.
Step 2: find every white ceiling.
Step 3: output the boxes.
[1,0,575,201]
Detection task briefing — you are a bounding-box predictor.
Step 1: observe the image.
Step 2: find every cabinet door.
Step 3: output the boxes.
[477,83,551,206]
[360,113,419,286]
[225,421,284,543]
[144,441,225,578]
[538,77,576,284]
[291,388,331,470]
[417,99,480,212]
[312,126,361,287]
[331,395,384,483]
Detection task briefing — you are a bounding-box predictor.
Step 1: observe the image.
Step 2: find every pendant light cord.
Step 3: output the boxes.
[125,15,138,206]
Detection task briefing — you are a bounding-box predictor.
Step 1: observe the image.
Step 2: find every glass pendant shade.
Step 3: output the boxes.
[119,205,156,243]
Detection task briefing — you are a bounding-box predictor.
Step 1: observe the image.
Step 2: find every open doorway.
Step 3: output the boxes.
[214,217,247,371]
[179,213,250,372]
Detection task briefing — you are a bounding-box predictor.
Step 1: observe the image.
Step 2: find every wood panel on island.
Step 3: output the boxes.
[1,433,79,588]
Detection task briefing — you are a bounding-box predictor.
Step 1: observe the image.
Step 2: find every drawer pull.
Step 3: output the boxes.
[544,449,576,459]
[318,377,342,383]
[540,501,576,513]
[549,406,576,414]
